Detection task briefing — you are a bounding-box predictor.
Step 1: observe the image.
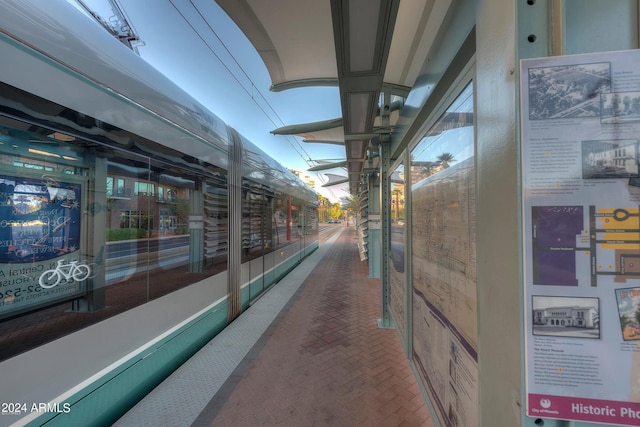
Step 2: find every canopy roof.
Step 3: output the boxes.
[216,0,450,193]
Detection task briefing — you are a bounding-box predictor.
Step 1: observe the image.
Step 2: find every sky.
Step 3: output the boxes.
[73,0,349,202]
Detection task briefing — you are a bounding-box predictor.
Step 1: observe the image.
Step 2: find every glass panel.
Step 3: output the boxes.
[203,180,228,274]
[241,179,267,263]
[274,191,291,249]
[304,202,319,246]
[106,155,152,310]
[410,82,478,426]
[389,162,406,340]
[150,170,197,300]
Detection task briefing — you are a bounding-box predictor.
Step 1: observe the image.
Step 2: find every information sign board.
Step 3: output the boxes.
[521,50,640,426]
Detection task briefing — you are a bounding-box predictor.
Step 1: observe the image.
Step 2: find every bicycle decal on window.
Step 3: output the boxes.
[38,259,92,289]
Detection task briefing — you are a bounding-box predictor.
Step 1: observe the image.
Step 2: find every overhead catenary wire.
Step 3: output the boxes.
[125,0,346,201]
[179,0,346,200]
[162,0,315,169]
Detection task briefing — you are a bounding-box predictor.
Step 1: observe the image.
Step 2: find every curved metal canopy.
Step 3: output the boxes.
[215,0,450,194]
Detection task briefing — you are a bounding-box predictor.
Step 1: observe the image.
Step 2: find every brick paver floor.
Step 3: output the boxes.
[203,228,434,427]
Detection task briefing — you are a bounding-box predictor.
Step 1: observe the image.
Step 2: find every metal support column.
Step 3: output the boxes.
[402,150,412,356]
[378,139,392,328]
[378,88,393,328]
[367,172,380,279]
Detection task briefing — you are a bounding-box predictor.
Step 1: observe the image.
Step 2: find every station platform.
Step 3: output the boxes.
[115,226,434,427]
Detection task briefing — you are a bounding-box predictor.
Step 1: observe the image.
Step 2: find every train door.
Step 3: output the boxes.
[241,182,274,302]
[261,190,275,290]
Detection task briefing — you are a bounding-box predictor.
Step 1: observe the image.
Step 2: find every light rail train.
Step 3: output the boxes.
[0,1,318,425]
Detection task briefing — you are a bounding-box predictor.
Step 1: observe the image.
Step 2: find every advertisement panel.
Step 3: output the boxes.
[0,174,85,317]
[521,50,640,426]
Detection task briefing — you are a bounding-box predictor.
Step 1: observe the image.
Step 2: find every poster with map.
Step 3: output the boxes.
[521,50,640,426]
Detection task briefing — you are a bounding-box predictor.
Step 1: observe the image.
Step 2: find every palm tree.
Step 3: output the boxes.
[437,152,456,169]
[318,194,330,223]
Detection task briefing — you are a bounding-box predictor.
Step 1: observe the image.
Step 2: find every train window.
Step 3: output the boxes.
[241,180,274,262]
[276,192,299,243]
[0,124,230,360]
[203,180,228,271]
[0,127,89,318]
